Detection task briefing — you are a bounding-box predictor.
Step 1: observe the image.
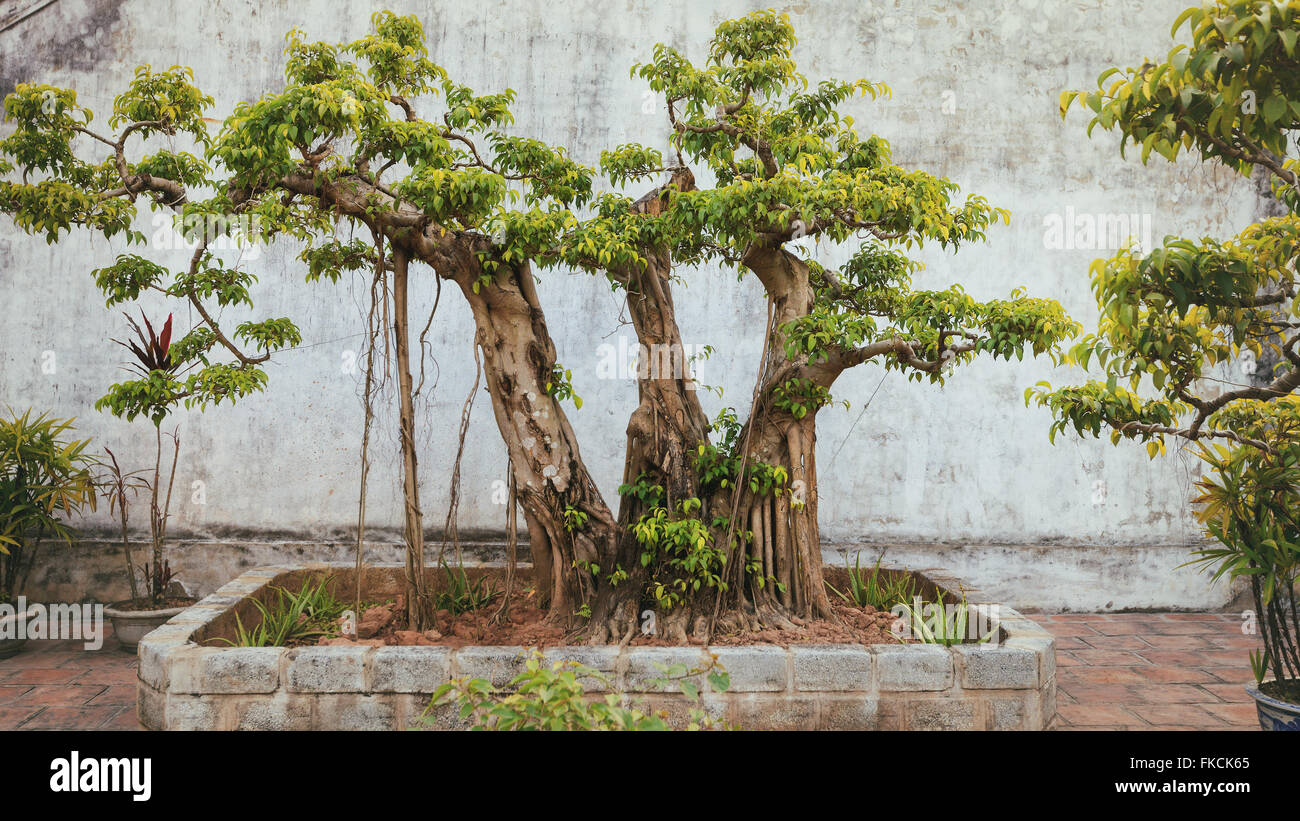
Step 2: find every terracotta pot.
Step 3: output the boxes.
[0,604,41,659]
[1245,682,1300,731]
[104,601,191,652]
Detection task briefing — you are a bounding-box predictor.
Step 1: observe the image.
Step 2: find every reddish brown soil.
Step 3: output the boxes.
[635,601,903,647]
[317,587,904,649]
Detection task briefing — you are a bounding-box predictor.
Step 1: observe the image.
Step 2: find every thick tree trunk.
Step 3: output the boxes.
[284,176,618,629]
[450,253,619,626]
[712,241,838,625]
[356,189,840,638]
[724,404,835,623]
[392,250,435,630]
[584,231,841,641]
[587,247,713,642]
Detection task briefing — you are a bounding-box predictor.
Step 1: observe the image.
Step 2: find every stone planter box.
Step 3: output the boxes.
[136,562,1057,730]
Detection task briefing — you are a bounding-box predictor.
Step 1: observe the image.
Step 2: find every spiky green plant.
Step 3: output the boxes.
[825,553,917,610]
[216,575,349,647]
[434,561,497,615]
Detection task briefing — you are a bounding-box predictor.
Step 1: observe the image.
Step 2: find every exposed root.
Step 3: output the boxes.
[392,248,434,631]
[489,460,518,626]
[353,241,386,615]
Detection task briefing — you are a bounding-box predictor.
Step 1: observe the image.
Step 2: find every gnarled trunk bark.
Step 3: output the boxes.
[722,404,834,624]
[380,197,840,637]
[587,247,713,642]
[713,241,838,625]
[449,251,619,626]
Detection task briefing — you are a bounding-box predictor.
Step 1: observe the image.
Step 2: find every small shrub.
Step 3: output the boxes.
[426,649,731,731]
[0,409,97,603]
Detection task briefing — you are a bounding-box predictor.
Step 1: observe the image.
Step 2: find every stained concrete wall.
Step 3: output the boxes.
[0,0,1265,607]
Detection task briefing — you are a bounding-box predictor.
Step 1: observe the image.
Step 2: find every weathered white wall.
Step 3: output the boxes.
[0,0,1268,605]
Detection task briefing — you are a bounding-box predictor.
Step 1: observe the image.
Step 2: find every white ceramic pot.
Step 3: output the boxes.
[104,601,190,652]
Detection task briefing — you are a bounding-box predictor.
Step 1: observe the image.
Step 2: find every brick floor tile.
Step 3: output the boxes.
[13,685,106,707]
[17,706,120,731]
[1,666,92,685]
[1059,666,1149,685]
[1140,635,1213,650]
[0,685,34,704]
[0,705,42,729]
[1140,725,1208,730]
[1058,703,1147,726]
[1201,703,1261,725]
[1043,622,1105,637]
[1078,635,1153,650]
[1127,703,1226,727]
[1056,724,1135,731]
[1089,620,1151,636]
[1071,649,1152,666]
[1145,620,1231,636]
[86,685,137,707]
[1140,683,1222,704]
[1200,683,1253,702]
[1052,636,1091,650]
[1140,650,1248,666]
[88,669,140,688]
[26,640,86,656]
[1204,635,1266,651]
[1059,683,1138,703]
[100,706,144,730]
[1203,667,1253,684]
[1134,666,1220,684]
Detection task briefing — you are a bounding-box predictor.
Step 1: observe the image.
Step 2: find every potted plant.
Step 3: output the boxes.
[97,312,197,651]
[1191,420,1300,731]
[0,408,98,658]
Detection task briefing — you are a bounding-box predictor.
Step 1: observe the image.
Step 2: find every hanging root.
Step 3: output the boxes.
[490,462,517,625]
[354,244,386,615]
[438,340,482,569]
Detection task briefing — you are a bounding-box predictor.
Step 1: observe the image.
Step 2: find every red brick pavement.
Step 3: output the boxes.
[1042,612,1262,730]
[0,613,1265,731]
[0,624,142,731]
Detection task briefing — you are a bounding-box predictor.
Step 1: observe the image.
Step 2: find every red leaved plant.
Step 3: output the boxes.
[115,312,178,376]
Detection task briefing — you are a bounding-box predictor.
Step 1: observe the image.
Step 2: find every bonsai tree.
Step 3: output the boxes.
[567,11,1076,640]
[1,11,1075,641]
[0,12,630,631]
[1029,1,1300,699]
[0,409,98,605]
